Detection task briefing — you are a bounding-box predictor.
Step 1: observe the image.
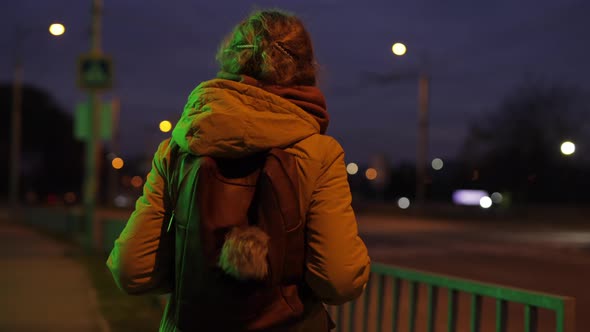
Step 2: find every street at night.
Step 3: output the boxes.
[357,214,590,330]
[2,1,590,331]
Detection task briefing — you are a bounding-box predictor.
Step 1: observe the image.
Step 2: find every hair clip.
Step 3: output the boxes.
[236,44,256,49]
[273,42,297,61]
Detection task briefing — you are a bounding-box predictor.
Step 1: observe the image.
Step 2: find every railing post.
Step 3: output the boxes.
[447,289,457,332]
[392,278,401,332]
[470,294,481,332]
[337,303,344,332]
[426,285,438,332]
[556,298,576,332]
[524,305,538,332]
[408,281,418,332]
[348,298,356,332]
[495,299,507,332]
[376,275,384,332]
[362,276,371,332]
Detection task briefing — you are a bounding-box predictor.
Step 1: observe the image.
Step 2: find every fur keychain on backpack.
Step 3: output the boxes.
[218,226,270,280]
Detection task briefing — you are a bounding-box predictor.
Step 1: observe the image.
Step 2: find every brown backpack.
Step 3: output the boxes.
[167,146,317,331]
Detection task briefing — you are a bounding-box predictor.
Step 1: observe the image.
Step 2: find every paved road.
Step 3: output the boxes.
[0,217,108,332]
[1,206,586,331]
[356,215,590,331]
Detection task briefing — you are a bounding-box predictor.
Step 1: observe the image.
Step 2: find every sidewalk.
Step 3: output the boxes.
[0,217,109,332]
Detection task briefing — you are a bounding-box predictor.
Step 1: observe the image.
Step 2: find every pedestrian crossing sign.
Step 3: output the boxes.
[78,53,113,91]
[74,100,115,142]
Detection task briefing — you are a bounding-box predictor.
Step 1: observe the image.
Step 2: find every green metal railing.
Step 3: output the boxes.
[327,263,575,332]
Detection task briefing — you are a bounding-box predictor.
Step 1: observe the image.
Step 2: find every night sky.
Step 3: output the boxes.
[2,0,589,165]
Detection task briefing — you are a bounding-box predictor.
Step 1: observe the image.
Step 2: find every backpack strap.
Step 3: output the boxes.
[165,140,181,232]
[258,148,304,284]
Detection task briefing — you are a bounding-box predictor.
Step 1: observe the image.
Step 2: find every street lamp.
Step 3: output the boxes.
[392,42,407,56]
[10,23,66,207]
[48,23,65,36]
[111,157,124,170]
[391,42,431,205]
[159,120,172,133]
[365,168,378,181]
[560,141,575,156]
[431,158,444,171]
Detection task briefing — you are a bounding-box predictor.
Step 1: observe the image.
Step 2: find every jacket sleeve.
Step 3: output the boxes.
[304,138,371,305]
[106,139,174,295]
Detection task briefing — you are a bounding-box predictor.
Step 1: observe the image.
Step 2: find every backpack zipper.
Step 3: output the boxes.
[167,210,175,233]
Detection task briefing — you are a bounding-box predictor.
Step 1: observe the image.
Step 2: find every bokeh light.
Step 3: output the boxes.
[491,192,503,204]
[159,120,172,133]
[392,42,407,56]
[453,189,488,206]
[131,176,144,188]
[346,162,359,175]
[560,141,575,156]
[480,196,493,209]
[111,157,124,169]
[431,158,444,170]
[114,195,129,208]
[49,23,65,36]
[365,168,378,180]
[397,197,410,209]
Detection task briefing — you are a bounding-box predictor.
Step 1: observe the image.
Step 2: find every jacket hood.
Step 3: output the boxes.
[171,77,329,158]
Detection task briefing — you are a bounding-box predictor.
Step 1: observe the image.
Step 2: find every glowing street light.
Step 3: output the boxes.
[491,192,503,204]
[346,162,359,175]
[431,158,444,170]
[397,197,410,209]
[131,176,144,188]
[480,196,492,209]
[560,141,575,156]
[111,157,124,169]
[365,168,378,180]
[49,23,65,36]
[159,120,172,133]
[391,42,407,56]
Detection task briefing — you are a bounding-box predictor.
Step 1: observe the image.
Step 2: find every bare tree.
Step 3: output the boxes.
[458,80,590,203]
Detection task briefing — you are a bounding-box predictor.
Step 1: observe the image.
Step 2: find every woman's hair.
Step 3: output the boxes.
[216,10,317,86]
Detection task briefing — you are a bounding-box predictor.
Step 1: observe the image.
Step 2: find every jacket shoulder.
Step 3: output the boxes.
[153,138,178,175]
[288,134,344,164]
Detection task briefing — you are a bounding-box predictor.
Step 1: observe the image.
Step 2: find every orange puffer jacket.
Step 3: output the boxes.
[107,78,371,331]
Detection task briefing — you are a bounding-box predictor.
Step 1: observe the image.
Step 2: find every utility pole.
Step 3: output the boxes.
[83,0,103,250]
[107,97,120,206]
[416,72,430,205]
[10,24,65,208]
[388,43,431,206]
[10,29,24,208]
